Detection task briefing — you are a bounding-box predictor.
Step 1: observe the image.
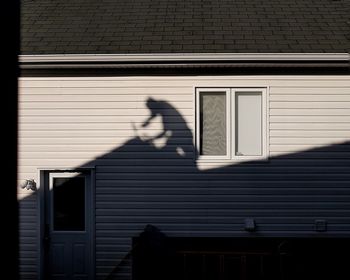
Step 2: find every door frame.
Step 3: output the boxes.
[37,167,95,280]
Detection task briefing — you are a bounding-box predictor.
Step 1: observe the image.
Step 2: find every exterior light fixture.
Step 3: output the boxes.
[314,219,327,232]
[21,179,37,191]
[244,218,256,232]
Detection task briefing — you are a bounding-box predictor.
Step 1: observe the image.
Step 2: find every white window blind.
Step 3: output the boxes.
[200,92,227,155]
[235,92,262,156]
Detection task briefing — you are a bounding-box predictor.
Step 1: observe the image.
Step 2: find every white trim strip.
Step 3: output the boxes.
[19,53,350,63]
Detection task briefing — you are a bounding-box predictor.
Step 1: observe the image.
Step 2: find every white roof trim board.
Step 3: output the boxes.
[20,53,350,63]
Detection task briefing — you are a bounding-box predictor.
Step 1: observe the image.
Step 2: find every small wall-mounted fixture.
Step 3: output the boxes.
[314,219,327,232]
[244,218,256,232]
[21,179,37,191]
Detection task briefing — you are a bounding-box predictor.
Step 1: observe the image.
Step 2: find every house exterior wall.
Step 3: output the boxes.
[18,75,350,279]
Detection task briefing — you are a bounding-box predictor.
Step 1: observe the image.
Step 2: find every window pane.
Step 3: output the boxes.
[53,177,85,231]
[235,92,262,156]
[200,92,227,155]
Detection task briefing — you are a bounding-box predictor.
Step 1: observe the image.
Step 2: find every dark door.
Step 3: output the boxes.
[44,172,93,280]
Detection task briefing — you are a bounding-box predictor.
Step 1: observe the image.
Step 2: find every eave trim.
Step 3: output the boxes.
[20,53,350,63]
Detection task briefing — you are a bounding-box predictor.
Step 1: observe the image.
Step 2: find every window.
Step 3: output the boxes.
[51,175,86,231]
[196,88,267,161]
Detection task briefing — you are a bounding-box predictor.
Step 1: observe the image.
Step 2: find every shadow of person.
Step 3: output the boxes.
[137,97,193,159]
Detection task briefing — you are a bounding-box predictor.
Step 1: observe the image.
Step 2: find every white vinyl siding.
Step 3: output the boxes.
[18,76,350,280]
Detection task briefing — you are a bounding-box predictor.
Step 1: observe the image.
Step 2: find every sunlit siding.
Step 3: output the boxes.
[18,76,350,280]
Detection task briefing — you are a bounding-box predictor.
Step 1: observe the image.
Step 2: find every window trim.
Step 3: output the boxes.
[195,87,268,162]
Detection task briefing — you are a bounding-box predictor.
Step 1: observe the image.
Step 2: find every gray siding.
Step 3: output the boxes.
[18,76,350,279]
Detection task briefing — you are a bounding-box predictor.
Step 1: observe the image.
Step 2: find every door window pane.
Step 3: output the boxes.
[200,93,227,155]
[235,92,262,156]
[53,177,85,231]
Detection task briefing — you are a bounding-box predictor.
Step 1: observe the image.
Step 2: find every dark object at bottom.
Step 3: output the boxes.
[133,236,350,280]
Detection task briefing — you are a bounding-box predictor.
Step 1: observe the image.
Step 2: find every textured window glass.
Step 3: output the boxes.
[200,93,227,155]
[53,177,85,231]
[235,92,262,156]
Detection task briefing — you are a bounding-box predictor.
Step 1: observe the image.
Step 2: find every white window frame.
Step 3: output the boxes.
[195,87,268,162]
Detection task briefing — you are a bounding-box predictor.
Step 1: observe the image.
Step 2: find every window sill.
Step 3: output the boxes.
[195,156,269,164]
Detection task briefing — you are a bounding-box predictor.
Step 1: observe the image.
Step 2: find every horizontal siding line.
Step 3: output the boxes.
[269,153,350,158]
[96,171,350,176]
[96,216,350,222]
[270,106,350,109]
[18,79,350,85]
[270,101,350,102]
[19,127,350,131]
[19,85,349,90]
[19,121,192,125]
[19,93,191,97]
[97,179,350,183]
[95,173,350,177]
[21,135,349,139]
[95,206,350,212]
[19,93,192,97]
[96,200,350,204]
[270,100,350,101]
[19,129,191,133]
[95,184,350,188]
[270,136,350,138]
[95,191,350,197]
[95,187,350,191]
[20,105,193,109]
[17,162,350,167]
[97,196,350,202]
[97,165,350,170]
[270,128,350,131]
[93,231,350,237]
[270,118,350,123]
[96,189,350,194]
[19,84,350,90]
[95,222,350,227]
[269,93,350,95]
[19,145,194,152]
[270,123,350,126]
[95,174,350,180]
[269,85,350,88]
[270,94,350,97]
[269,139,350,144]
[19,76,350,80]
[270,143,350,146]
[19,135,191,138]
[19,155,195,160]
[96,201,350,205]
[271,114,350,116]
[270,136,350,139]
[19,128,191,132]
[19,100,193,104]
[19,86,192,89]
[95,214,349,221]
[269,87,350,92]
[270,149,350,153]
[18,114,194,117]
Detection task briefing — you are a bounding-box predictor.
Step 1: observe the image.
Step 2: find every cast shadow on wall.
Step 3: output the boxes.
[25,97,350,280]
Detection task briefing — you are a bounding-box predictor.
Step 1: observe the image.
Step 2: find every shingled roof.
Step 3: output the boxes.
[21,0,349,54]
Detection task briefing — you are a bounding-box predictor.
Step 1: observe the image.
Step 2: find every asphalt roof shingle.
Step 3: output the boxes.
[21,0,350,54]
